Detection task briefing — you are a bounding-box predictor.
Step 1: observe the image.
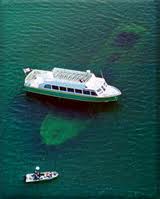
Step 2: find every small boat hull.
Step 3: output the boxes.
[25,171,59,183]
[24,86,118,103]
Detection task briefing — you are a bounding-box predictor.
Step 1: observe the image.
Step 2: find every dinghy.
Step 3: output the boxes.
[25,166,59,183]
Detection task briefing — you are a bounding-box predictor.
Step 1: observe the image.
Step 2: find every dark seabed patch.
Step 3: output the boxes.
[114,32,140,48]
[91,23,147,66]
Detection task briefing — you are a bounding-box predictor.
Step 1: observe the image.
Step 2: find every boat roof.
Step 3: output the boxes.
[52,68,92,83]
[25,68,106,90]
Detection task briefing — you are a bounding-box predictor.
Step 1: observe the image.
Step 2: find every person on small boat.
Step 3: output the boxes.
[34,166,41,180]
[34,173,39,180]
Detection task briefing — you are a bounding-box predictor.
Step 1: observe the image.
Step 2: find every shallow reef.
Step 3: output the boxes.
[114,32,140,48]
[40,113,88,145]
[90,23,147,66]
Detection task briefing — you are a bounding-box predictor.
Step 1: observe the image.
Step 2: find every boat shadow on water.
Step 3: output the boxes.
[26,92,120,115]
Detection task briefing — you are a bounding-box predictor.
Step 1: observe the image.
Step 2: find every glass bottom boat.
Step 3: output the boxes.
[23,67,121,103]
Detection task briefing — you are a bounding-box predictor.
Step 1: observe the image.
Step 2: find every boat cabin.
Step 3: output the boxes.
[24,67,121,101]
[40,68,108,97]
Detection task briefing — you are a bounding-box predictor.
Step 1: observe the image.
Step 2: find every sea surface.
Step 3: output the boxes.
[0,0,159,199]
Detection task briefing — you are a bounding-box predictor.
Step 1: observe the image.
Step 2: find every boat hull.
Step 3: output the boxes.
[24,86,118,103]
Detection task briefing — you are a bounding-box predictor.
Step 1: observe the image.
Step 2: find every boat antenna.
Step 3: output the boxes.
[100,69,104,78]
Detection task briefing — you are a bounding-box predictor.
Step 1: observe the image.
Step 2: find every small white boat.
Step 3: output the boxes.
[25,166,59,183]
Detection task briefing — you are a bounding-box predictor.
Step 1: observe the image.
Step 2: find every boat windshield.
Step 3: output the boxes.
[101,85,106,91]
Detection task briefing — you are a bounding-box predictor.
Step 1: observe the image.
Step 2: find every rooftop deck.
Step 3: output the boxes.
[52,68,92,83]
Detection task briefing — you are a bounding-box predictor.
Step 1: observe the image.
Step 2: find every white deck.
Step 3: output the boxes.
[24,68,96,89]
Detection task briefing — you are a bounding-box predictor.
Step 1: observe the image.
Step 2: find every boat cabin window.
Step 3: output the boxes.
[52,85,59,90]
[44,84,51,89]
[91,91,97,96]
[60,86,67,91]
[75,89,82,94]
[67,88,74,92]
[83,90,90,95]
[101,85,106,91]
[97,88,102,93]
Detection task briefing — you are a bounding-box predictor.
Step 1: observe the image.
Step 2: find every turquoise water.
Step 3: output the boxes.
[0,0,159,198]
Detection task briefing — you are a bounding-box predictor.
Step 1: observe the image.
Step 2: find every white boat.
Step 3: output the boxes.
[25,166,59,183]
[23,67,121,103]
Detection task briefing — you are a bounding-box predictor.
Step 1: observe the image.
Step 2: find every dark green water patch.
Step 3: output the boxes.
[91,23,147,66]
[114,32,139,48]
[112,24,146,48]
